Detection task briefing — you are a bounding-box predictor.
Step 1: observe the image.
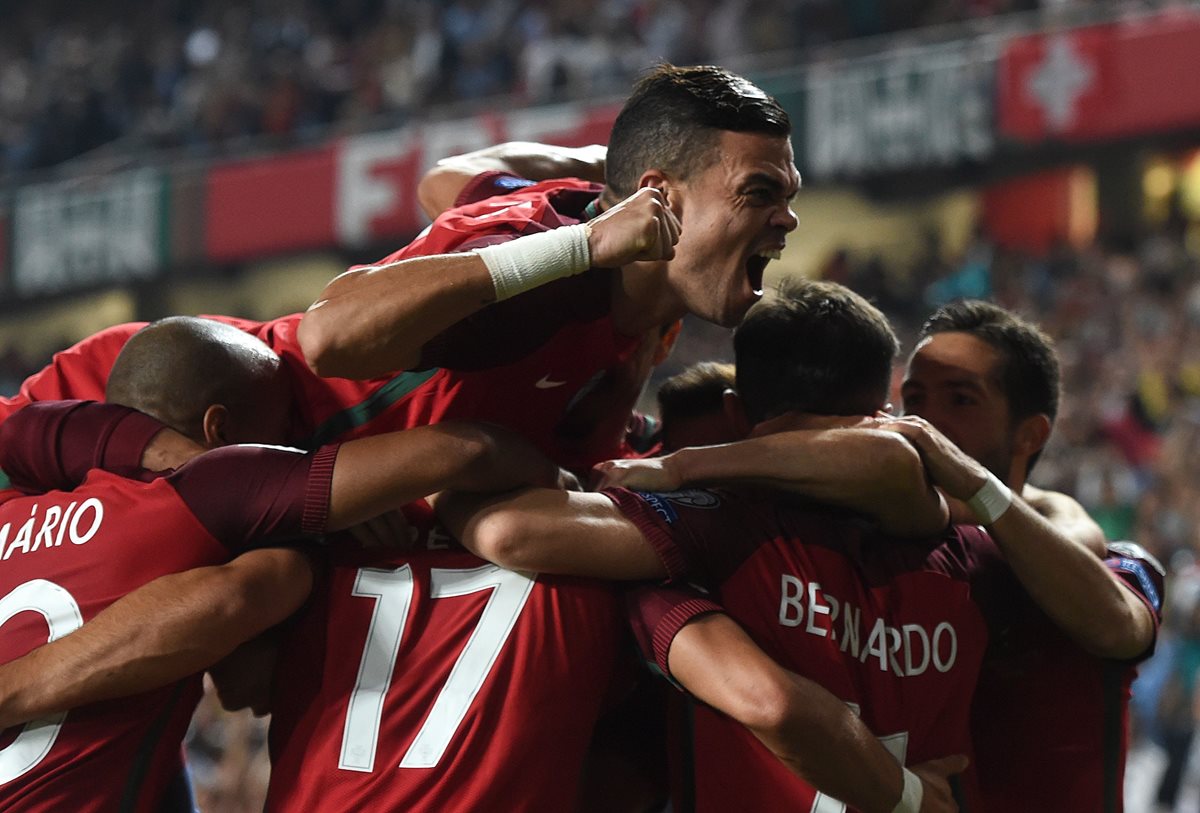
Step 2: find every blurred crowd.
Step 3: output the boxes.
[0,0,1046,177]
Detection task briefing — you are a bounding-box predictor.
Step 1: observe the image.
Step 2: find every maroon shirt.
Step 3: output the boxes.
[608,486,993,813]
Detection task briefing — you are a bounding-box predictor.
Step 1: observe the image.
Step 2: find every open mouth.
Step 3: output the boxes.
[746,249,781,295]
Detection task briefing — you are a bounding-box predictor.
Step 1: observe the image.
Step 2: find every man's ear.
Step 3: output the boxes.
[1014,413,1052,460]
[722,389,752,439]
[638,169,680,216]
[201,404,231,449]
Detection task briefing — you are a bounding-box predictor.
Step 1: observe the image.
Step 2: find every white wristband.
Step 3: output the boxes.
[475,224,591,301]
[892,767,923,813]
[966,470,1013,525]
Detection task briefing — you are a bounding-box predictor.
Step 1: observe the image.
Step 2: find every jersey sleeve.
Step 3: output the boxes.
[167,443,340,552]
[0,400,166,493]
[624,583,724,687]
[416,265,611,371]
[1104,540,1165,661]
[602,487,758,586]
[454,170,537,208]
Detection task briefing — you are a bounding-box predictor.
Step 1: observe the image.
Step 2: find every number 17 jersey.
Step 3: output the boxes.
[264,498,712,813]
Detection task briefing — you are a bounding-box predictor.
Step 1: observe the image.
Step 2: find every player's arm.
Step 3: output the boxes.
[438,487,668,580]
[595,427,949,537]
[325,421,567,530]
[1021,484,1107,557]
[0,400,185,493]
[298,187,679,378]
[0,548,313,728]
[417,142,606,218]
[886,416,1155,660]
[666,612,964,813]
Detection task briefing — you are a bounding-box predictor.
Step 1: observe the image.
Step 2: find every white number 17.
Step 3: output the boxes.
[337,563,535,773]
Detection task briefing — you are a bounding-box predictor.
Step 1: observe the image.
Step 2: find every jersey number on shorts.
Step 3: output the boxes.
[811,702,909,813]
[0,580,85,784]
[338,563,535,773]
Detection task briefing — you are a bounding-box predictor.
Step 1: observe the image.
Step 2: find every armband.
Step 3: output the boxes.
[967,470,1013,525]
[893,767,923,813]
[475,224,591,301]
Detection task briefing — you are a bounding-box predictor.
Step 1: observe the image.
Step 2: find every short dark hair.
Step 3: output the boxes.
[919,300,1060,426]
[657,361,736,426]
[734,280,899,424]
[106,316,282,441]
[605,64,791,201]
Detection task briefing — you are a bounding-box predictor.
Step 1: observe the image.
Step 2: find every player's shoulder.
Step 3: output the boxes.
[921,523,1000,578]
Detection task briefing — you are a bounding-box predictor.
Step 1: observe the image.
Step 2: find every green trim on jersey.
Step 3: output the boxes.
[301,368,440,449]
[0,468,9,490]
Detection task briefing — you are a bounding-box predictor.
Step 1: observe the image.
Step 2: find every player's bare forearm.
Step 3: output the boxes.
[299,252,498,377]
[439,488,666,579]
[0,549,312,728]
[1021,484,1107,557]
[988,500,1154,659]
[600,429,948,537]
[668,613,915,813]
[327,422,561,532]
[418,142,606,218]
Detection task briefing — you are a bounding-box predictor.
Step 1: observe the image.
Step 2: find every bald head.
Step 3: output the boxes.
[106,317,292,446]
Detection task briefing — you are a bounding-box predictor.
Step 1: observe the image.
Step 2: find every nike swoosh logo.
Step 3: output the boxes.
[535,375,567,389]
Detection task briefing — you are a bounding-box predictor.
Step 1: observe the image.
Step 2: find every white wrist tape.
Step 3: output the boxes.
[967,470,1014,525]
[475,224,591,301]
[892,767,923,813]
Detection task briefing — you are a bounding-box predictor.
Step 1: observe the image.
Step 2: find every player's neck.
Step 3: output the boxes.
[611,260,685,335]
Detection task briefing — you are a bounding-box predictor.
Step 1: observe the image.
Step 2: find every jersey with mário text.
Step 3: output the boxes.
[968,538,1163,813]
[0,403,337,813]
[265,501,714,813]
[607,486,993,813]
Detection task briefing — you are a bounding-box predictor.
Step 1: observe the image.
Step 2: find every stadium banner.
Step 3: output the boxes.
[11,169,166,299]
[335,101,621,247]
[999,12,1200,143]
[205,146,338,263]
[798,38,999,179]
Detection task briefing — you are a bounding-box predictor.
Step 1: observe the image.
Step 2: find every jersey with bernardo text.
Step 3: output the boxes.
[607,486,992,813]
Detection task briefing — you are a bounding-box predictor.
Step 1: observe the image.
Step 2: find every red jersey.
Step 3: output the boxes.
[0,173,648,478]
[967,536,1163,813]
[0,402,337,812]
[266,502,715,813]
[608,487,993,813]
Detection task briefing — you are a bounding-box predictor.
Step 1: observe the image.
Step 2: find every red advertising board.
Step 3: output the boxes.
[999,12,1200,143]
[205,146,337,263]
[202,100,621,263]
